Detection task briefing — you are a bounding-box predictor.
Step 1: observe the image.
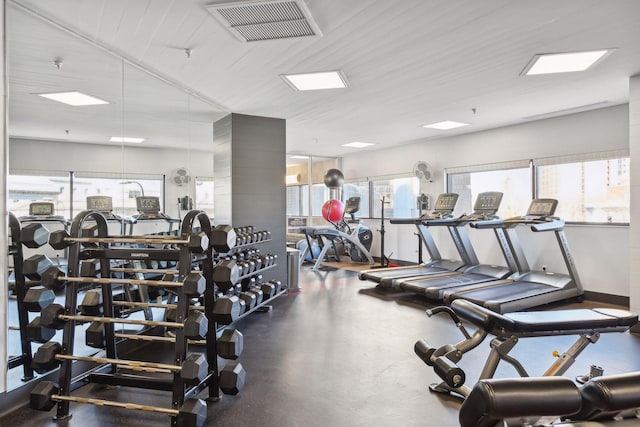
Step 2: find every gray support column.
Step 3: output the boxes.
[1,0,8,392]
[630,75,640,324]
[214,113,287,282]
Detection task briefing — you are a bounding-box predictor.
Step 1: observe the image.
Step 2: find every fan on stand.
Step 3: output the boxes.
[413,161,434,183]
[172,167,192,186]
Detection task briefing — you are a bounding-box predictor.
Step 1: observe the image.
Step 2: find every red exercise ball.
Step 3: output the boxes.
[322,199,345,223]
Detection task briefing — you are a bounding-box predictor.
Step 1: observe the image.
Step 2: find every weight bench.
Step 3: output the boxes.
[459,371,640,427]
[415,299,637,399]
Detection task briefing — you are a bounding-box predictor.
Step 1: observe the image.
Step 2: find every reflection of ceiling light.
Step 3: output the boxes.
[110,136,145,143]
[423,121,470,130]
[342,142,375,148]
[36,91,109,106]
[290,155,309,159]
[522,50,611,75]
[281,71,348,91]
[286,174,301,185]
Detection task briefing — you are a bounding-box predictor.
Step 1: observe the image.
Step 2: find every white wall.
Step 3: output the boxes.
[629,75,640,314]
[9,138,214,219]
[345,104,630,297]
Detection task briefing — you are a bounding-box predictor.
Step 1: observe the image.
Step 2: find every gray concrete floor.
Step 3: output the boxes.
[4,266,640,426]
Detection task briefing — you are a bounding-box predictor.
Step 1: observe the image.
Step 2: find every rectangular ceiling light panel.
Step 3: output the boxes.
[423,121,469,130]
[523,50,611,75]
[282,71,348,91]
[342,142,375,148]
[110,137,145,143]
[37,91,109,106]
[206,0,322,42]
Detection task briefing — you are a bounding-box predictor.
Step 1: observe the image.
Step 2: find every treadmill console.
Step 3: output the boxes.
[427,193,459,219]
[87,195,113,213]
[29,202,54,216]
[525,198,558,218]
[136,196,161,215]
[465,191,503,220]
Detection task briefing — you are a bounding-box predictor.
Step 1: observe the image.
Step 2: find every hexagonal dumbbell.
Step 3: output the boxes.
[23,287,56,312]
[23,254,55,281]
[80,258,101,277]
[20,223,50,248]
[219,361,246,395]
[26,317,56,343]
[213,295,241,325]
[211,225,237,253]
[212,260,240,292]
[218,329,244,360]
[40,266,66,291]
[79,290,102,316]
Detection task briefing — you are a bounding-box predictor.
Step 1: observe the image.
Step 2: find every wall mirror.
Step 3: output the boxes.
[3,1,225,392]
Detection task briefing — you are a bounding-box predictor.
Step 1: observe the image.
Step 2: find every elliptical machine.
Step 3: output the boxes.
[304,169,375,271]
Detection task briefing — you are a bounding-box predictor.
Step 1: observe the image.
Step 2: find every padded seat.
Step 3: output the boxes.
[450,299,638,337]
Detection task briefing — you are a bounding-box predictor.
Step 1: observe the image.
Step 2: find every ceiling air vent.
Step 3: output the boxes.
[205,0,322,42]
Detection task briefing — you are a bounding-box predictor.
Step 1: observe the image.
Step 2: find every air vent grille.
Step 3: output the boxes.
[206,0,321,42]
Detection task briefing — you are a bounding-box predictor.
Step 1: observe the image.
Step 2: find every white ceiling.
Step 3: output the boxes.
[7,0,640,156]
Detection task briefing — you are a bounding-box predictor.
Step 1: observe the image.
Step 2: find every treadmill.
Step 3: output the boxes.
[360,192,507,289]
[444,198,584,313]
[358,193,463,286]
[396,192,516,300]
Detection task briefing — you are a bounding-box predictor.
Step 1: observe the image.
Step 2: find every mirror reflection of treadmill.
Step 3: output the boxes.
[86,196,128,235]
[359,192,504,288]
[129,196,180,234]
[443,198,583,314]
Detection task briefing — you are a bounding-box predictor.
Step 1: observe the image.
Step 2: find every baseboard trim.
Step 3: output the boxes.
[582,290,629,308]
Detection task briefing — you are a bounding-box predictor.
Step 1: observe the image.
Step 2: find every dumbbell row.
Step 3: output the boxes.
[31,341,207,382]
[31,380,208,426]
[40,303,208,340]
[39,269,205,296]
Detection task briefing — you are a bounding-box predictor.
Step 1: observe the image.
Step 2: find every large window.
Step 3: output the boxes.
[8,171,165,220]
[445,152,630,224]
[343,181,370,218]
[535,153,629,224]
[195,177,214,216]
[73,173,164,218]
[8,172,71,218]
[371,176,420,218]
[447,163,532,218]
[286,185,302,216]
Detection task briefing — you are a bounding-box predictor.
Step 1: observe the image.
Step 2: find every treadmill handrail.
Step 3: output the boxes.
[531,218,564,232]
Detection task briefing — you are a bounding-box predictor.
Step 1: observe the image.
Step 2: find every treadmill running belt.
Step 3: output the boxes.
[400,273,501,299]
[359,266,449,284]
[447,281,556,310]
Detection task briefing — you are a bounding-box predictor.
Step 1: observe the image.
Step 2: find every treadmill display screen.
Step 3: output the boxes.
[136,196,161,214]
[473,192,503,213]
[433,193,458,212]
[29,202,54,216]
[87,196,113,212]
[526,199,558,216]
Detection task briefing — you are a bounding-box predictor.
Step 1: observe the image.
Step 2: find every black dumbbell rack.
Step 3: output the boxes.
[213,225,285,329]
[7,212,35,380]
[49,209,218,425]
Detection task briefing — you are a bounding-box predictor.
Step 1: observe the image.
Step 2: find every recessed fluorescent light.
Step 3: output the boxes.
[110,136,145,143]
[342,141,375,148]
[422,121,470,130]
[290,155,309,159]
[37,91,109,106]
[281,71,348,91]
[523,49,612,75]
